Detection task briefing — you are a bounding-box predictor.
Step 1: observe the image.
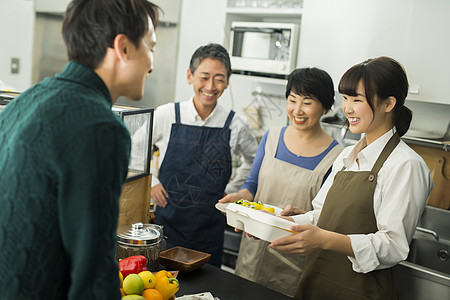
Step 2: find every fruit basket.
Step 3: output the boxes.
[159,246,211,272]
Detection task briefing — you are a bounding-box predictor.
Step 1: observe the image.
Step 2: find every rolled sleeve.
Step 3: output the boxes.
[292,212,315,225]
[348,234,380,273]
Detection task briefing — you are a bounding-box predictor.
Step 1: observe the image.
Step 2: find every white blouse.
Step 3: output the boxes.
[292,128,433,273]
[152,97,258,194]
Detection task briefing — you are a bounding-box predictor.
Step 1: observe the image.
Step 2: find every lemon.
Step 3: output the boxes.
[123,274,145,295]
[119,271,124,287]
[138,270,156,289]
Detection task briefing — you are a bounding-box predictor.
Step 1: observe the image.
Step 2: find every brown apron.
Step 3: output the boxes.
[295,133,400,300]
[235,127,343,297]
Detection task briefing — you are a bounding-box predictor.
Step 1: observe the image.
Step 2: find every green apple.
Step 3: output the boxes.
[122,274,145,295]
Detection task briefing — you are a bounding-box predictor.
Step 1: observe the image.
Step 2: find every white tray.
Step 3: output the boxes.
[218,202,297,242]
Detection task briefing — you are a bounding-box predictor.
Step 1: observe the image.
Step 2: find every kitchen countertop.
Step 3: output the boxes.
[321,119,450,151]
[176,263,293,300]
[402,135,450,151]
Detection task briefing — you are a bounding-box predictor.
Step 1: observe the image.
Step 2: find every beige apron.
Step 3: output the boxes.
[295,133,400,300]
[235,127,343,297]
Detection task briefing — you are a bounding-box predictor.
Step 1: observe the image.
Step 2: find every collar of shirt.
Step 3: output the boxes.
[343,128,396,171]
[57,61,113,107]
[188,96,221,125]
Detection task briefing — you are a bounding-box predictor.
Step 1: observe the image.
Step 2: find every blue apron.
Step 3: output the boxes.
[156,102,234,267]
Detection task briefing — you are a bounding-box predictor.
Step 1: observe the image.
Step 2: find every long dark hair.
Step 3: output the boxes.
[63,0,160,69]
[338,56,412,136]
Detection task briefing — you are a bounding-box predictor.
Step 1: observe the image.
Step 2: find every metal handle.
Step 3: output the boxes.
[132,222,144,230]
[416,226,439,241]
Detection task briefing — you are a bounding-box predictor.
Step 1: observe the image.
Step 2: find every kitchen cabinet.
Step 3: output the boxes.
[402,0,450,105]
[297,0,411,90]
[298,0,450,105]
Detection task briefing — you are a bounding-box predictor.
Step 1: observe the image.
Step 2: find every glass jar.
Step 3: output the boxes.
[116,222,164,271]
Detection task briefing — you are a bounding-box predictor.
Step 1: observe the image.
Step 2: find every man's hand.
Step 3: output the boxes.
[281,204,307,216]
[151,183,168,208]
[218,192,241,203]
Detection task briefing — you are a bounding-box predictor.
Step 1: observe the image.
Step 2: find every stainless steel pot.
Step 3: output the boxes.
[116,222,166,271]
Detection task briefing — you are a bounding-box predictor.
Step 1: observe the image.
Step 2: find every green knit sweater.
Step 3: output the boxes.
[0,61,131,299]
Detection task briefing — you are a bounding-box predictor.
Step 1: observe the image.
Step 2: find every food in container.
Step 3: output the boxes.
[117,222,165,271]
[216,201,297,242]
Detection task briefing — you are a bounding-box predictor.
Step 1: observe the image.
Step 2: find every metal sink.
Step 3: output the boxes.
[407,232,450,275]
[394,259,450,300]
[394,234,450,299]
[393,207,450,300]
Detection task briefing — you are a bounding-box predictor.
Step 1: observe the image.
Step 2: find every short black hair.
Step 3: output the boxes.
[189,43,232,78]
[285,68,335,111]
[62,0,160,69]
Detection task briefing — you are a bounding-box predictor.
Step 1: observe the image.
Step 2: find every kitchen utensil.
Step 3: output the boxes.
[159,246,211,272]
[116,222,165,271]
[267,247,302,272]
[427,156,450,210]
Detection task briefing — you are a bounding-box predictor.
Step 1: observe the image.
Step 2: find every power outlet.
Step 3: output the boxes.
[11,58,20,74]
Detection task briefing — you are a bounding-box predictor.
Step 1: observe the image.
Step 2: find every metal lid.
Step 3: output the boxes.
[117,222,161,246]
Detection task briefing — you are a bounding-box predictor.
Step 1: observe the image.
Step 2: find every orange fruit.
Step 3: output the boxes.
[142,288,163,300]
[120,288,125,296]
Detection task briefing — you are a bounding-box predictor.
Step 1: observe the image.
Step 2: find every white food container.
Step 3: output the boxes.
[225,203,297,242]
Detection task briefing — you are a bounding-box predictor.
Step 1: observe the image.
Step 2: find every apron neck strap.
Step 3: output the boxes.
[174,103,234,128]
[223,110,235,128]
[371,132,400,174]
[174,102,181,124]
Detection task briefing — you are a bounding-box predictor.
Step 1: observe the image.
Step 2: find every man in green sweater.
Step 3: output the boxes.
[0,0,159,299]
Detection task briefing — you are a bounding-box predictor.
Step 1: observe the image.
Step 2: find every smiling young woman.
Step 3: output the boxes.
[270,57,433,300]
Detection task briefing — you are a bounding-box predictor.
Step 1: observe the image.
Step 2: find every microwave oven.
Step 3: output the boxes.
[229,22,300,77]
